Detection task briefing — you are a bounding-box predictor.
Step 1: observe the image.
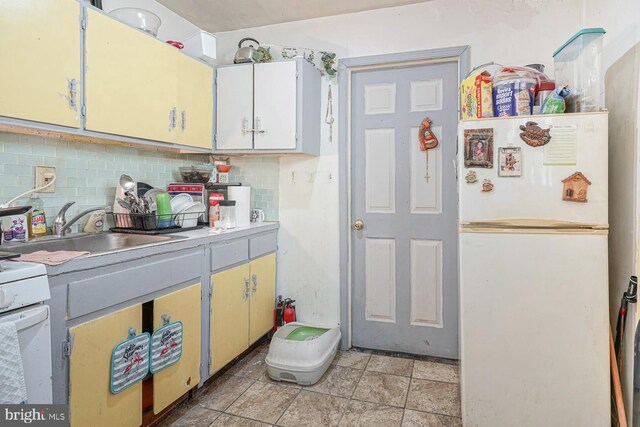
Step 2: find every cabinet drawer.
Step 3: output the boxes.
[249,232,277,259]
[67,249,201,320]
[211,239,248,272]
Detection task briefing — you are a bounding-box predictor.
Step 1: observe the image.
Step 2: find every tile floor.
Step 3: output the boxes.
[159,343,462,427]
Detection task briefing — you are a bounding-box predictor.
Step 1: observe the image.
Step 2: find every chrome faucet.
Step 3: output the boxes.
[53,202,111,237]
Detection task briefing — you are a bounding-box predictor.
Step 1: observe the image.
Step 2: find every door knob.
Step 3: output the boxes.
[353,219,364,231]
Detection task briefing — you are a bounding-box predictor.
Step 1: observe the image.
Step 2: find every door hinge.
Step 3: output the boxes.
[214,134,218,143]
[80,9,87,30]
[63,336,74,357]
[209,281,214,298]
[81,104,87,118]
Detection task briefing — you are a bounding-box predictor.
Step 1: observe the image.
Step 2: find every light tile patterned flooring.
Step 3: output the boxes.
[159,343,462,427]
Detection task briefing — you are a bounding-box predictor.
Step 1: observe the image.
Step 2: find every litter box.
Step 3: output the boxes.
[265,322,341,385]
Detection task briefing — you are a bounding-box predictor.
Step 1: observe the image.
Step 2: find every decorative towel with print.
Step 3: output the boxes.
[17,250,90,266]
[0,321,27,404]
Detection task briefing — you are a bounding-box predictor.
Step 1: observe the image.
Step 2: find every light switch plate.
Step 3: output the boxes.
[34,166,56,193]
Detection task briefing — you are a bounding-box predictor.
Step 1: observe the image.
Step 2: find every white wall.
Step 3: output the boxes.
[213,0,585,327]
[585,0,640,420]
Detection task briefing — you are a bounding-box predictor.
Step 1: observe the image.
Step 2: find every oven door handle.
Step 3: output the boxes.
[1,306,49,332]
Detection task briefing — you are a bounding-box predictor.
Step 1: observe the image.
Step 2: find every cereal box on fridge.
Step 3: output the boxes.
[460,71,494,120]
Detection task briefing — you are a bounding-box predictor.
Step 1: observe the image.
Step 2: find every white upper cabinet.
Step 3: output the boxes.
[253,61,297,150]
[216,64,254,150]
[215,59,321,155]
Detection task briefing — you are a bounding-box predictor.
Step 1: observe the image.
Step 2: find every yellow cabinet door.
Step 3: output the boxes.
[85,9,178,143]
[0,0,81,127]
[152,283,201,414]
[249,253,276,344]
[177,55,214,149]
[69,304,142,427]
[210,263,250,374]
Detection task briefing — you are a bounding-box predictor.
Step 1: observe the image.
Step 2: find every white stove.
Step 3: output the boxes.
[0,260,52,404]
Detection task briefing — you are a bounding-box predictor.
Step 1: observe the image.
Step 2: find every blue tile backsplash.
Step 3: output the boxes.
[0,133,281,233]
[228,156,280,221]
[0,132,209,231]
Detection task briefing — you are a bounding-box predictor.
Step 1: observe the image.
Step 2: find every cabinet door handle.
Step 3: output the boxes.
[243,278,250,301]
[241,117,250,135]
[252,274,257,295]
[254,116,266,134]
[169,107,177,131]
[181,110,187,131]
[67,78,78,111]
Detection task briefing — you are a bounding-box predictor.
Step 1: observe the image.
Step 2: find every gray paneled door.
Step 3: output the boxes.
[351,61,459,358]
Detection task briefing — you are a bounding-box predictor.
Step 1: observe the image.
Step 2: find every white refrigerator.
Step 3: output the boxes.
[458,112,610,427]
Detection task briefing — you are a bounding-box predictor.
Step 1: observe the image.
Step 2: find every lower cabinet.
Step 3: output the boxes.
[152,283,201,414]
[68,283,201,426]
[210,253,276,374]
[69,304,143,427]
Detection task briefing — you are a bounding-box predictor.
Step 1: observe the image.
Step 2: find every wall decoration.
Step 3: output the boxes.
[326,85,334,143]
[464,128,494,169]
[267,45,337,77]
[562,171,591,203]
[465,170,478,184]
[519,121,552,147]
[150,315,183,374]
[110,328,150,394]
[419,117,439,182]
[481,179,494,192]
[498,147,522,177]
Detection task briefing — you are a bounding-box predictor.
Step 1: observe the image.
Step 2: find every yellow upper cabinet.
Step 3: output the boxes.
[85,9,179,143]
[0,0,81,128]
[177,54,214,149]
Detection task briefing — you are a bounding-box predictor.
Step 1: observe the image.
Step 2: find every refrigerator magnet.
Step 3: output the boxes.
[464,128,494,168]
[465,170,478,183]
[498,147,522,177]
[562,172,591,203]
[519,121,552,147]
[481,179,494,192]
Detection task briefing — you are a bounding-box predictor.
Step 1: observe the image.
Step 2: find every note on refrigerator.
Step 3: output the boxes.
[543,125,578,165]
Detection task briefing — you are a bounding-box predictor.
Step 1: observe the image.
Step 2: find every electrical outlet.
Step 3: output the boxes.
[34,166,56,193]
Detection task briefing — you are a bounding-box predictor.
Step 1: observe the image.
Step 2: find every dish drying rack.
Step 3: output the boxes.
[109,210,205,235]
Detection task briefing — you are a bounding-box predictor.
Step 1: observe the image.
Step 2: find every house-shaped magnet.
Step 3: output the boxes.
[562,172,591,203]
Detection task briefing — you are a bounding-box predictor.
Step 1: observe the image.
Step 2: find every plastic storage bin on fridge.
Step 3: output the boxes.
[265,323,341,385]
[553,27,605,113]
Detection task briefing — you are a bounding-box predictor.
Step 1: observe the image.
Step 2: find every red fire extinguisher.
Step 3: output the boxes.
[274,296,296,331]
[283,298,296,324]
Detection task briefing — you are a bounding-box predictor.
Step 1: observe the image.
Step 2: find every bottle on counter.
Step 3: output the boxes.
[27,193,47,238]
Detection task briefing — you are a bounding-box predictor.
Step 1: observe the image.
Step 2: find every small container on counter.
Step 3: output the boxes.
[208,193,224,227]
[219,200,237,229]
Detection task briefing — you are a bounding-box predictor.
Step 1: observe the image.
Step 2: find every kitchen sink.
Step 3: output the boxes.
[4,233,187,255]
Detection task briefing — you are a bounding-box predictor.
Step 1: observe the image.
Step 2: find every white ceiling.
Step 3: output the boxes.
[156,0,430,32]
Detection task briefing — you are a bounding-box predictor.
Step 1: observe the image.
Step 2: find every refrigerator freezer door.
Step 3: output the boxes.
[459,231,609,426]
[458,112,608,226]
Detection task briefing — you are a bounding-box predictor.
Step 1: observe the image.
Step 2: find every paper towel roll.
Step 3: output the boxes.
[228,186,251,227]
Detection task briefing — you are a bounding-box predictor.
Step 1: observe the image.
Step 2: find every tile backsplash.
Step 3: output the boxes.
[228,157,279,221]
[0,133,209,231]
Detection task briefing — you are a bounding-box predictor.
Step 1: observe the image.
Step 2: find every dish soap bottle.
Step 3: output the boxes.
[28,193,47,238]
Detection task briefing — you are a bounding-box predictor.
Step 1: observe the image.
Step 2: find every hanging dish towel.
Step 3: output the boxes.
[17,250,90,266]
[0,321,27,404]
